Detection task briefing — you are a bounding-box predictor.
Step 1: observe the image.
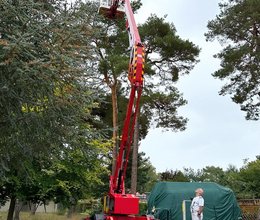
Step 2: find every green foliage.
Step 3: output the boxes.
[0,1,199,216]
[0,0,110,215]
[139,14,200,132]
[183,166,231,187]
[91,5,200,135]
[183,167,204,182]
[201,166,227,184]
[205,0,260,120]
[180,156,260,199]
[141,89,188,132]
[240,157,260,198]
[139,202,148,215]
[89,1,200,198]
[160,169,189,182]
[0,0,98,172]
[141,15,200,78]
[125,152,158,193]
[223,165,246,199]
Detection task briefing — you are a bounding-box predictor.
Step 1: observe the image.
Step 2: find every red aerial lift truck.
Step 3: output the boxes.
[98,1,153,220]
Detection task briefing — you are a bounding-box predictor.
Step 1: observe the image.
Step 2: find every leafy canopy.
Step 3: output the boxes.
[0,0,109,211]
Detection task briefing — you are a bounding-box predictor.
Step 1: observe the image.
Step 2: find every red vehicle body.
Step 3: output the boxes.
[98,1,153,220]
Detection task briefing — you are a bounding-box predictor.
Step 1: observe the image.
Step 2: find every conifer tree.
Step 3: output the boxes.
[91,1,200,190]
[0,1,108,218]
[206,0,260,120]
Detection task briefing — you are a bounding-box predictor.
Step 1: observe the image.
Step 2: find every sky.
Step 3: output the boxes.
[133,0,260,172]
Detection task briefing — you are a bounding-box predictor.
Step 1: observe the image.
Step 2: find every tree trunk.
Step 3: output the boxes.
[44,202,47,213]
[67,205,76,219]
[257,208,260,220]
[111,84,119,175]
[30,202,37,215]
[131,111,139,194]
[7,196,16,220]
[14,200,23,220]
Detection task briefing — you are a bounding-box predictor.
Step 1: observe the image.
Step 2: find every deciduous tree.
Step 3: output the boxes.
[239,156,260,198]
[160,169,189,182]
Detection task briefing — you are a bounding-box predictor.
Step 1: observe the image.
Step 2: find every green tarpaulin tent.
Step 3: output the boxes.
[147,182,241,220]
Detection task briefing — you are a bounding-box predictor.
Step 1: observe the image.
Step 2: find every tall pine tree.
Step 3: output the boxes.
[205,0,260,120]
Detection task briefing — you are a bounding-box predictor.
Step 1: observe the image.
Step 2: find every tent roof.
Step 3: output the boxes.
[148,182,234,207]
[147,182,241,220]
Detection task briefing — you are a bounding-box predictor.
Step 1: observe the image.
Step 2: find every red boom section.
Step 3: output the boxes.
[99,1,152,219]
[111,44,145,195]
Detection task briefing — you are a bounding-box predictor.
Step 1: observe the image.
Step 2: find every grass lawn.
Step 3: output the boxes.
[0,212,87,220]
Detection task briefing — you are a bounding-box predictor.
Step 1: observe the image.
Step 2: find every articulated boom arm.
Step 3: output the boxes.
[99,1,149,218]
[109,0,145,196]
